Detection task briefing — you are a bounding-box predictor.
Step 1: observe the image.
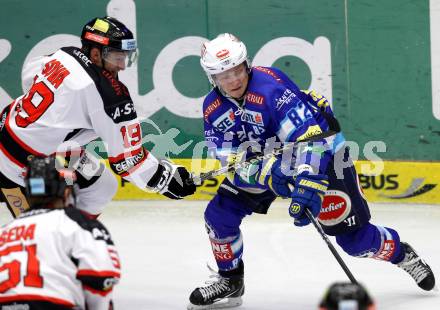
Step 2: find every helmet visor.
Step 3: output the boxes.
[102,46,138,68]
[212,63,247,85]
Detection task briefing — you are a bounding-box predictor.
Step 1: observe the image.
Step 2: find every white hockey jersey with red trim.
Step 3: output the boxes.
[0,46,158,188]
[0,207,121,309]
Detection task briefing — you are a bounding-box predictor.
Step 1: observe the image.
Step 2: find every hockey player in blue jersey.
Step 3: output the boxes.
[187,33,435,309]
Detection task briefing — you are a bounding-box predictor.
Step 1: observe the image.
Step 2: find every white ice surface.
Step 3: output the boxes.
[1,201,440,309]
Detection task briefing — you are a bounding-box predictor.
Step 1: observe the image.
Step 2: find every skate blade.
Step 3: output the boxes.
[187,297,243,310]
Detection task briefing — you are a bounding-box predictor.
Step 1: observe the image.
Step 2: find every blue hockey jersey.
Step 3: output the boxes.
[203,66,344,191]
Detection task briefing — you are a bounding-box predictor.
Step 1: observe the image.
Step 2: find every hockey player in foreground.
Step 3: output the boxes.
[0,155,120,309]
[187,33,435,309]
[0,16,196,219]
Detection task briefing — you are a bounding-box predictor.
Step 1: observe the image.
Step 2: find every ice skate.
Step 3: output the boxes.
[397,242,435,291]
[188,263,244,309]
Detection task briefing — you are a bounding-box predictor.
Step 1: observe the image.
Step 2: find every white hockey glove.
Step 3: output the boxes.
[147,159,196,199]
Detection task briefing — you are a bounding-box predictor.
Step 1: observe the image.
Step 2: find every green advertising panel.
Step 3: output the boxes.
[0,0,438,160]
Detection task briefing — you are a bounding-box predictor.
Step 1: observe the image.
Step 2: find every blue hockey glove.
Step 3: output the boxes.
[256,155,294,198]
[232,153,294,197]
[289,172,328,227]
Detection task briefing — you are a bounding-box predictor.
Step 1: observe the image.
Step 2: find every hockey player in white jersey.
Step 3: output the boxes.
[0,155,120,309]
[0,16,196,218]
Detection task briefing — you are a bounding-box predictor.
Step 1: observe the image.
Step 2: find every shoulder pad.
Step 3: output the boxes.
[65,207,114,245]
[203,95,222,122]
[62,47,137,124]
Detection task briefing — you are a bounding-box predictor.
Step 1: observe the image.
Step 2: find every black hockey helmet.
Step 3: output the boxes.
[319,282,375,310]
[24,156,76,201]
[81,16,138,67]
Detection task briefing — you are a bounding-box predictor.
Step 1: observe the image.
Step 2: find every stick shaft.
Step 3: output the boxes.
[192,129,338,185]
[305,209,358,284]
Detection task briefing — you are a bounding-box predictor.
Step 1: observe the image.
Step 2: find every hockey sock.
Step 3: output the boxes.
[336,223,402,262]
[210,232,243,271]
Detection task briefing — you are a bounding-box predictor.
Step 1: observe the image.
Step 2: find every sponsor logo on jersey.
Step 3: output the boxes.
[92,227,112,242]
[246,92,264,105]
[206,136,219,143]
[204,98,222,121]
[212,108,235,132]
[109,148,146,176]
[204,129,220,142]
[103,277,120,290]
[236,124,262,142]
[318,190,352,226]
[210,240,234,261]
[73,49,92,67]
[254,66,282,82]
[0,109,6,131]
[102,70,129,97]
[241,110,264,126]
[373,240,395,261]
[204,129,216,136]
[108,101,136,123]
[275,88,296,110]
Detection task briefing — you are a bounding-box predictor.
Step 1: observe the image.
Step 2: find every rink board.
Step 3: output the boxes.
[111,160,440,204]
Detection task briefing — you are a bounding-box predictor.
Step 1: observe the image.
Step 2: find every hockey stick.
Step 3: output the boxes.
[188,109,357,283]
[190,129,337,185]
[305,209,358,284]
[190,111,340,186]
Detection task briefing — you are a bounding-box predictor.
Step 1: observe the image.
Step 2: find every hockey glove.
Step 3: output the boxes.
[234,154,294,197]
[257,155,294,198]
[289,171,328,226]
[147,159,196,199]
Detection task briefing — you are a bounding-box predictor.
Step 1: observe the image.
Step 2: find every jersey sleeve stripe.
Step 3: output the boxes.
[0,140,25,168]
[77,270,121,278]
[108,147,149,177]
[82,285,113,296]
[107,147,147,163]
[0,294,75,307]
[5,102,45,156]
[0,104,44,168]
[0,244,23,256]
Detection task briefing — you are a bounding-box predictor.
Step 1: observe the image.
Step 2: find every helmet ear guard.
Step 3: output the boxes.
[200,33,251,87]
[24,156,76,208]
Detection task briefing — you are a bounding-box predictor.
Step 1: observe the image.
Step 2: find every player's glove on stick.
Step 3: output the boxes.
[257,155,294,198]
[289,171,328,226]
[233,153,294,197]
[148,159,196,199]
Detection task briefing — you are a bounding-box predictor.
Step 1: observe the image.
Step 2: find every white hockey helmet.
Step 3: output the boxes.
[200,33,251,86]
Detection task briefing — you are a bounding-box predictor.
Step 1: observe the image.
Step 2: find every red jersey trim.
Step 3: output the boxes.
[0,141,25,168]
[107,147,147,163]
[108,147,149,177]
[82,285,113,296]
[5,102,45,156]
[77,269,121,278]
[0,294,75,307]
